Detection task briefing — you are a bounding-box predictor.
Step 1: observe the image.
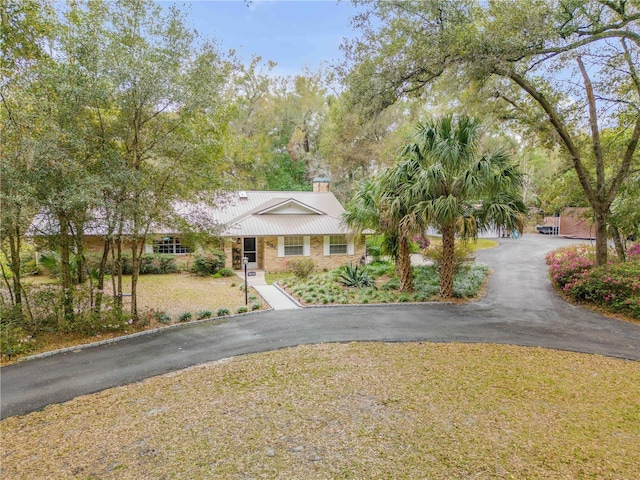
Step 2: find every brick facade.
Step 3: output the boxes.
[224,235,366,273]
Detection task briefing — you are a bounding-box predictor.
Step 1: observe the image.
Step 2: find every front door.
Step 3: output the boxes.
[242,237,258,269]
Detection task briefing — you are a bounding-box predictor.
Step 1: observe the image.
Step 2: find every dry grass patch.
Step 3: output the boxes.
[2,343,639,479]
[119,273,254,317]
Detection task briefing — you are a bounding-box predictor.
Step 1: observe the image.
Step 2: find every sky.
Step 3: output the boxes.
[160,0,363,77]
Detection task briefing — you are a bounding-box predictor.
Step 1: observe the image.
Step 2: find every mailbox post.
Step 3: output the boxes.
[242,256,249,305]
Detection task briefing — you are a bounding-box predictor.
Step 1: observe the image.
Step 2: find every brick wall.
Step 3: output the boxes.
[261,235,366,272]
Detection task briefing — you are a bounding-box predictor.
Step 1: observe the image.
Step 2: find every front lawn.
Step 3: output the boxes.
[2,342,638,479]
[280,261,489,305]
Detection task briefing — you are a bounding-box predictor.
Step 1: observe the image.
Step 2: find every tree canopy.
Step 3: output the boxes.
[343,0,640,265]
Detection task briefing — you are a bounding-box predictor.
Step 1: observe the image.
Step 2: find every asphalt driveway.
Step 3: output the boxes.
[2,234,639,419]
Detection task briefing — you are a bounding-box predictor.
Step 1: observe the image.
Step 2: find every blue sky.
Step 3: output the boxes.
[161,1,362,77]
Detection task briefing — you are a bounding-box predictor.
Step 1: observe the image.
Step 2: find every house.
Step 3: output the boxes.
[28,178,367,273]
[215,178,366,272]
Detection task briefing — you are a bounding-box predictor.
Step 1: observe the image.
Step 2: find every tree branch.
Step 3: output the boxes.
[497,67,597,206]
[577,56,605,195]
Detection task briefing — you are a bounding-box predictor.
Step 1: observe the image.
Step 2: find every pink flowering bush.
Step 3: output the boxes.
[545,245,595,289]
[627,243,640,258]
[547,245,640,320]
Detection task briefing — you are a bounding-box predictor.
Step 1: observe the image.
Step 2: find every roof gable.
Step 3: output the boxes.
[257,198,324,215]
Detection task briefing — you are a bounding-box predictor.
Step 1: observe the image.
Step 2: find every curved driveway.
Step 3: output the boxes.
[2,234,639,419]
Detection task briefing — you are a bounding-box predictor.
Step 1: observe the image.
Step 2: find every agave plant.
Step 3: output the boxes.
[338,263,376,289]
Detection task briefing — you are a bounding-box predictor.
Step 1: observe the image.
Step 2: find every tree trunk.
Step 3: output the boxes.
[8,226,22,308]
[74,222,86,285]
[594,209,608,267]
[130,238,140,320]
[609,225,626,262]
[398,230,414,292]
[58,214,74,325]
[440,223,456,298]
[93,238,111,313]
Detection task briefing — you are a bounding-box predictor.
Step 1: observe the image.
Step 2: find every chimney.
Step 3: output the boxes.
[313,177,331,193]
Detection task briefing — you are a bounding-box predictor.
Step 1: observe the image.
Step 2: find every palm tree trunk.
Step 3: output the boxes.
[398,230,414,292]
[440,224,455,298]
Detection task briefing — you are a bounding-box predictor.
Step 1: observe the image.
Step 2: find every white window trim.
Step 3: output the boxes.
[278,235,309,257]
[323,235,353,255]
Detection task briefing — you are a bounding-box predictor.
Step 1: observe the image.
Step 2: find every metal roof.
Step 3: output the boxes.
[28,190,354,238]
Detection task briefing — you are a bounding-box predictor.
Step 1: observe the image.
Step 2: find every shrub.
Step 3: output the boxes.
[237,306,248,314]
[367,260,395,278]
[196,310,213,320]
[139,255,178,274]
[564,260,640,319]
[286,257,316,279]
[0,323,36,357]
[545,245,595,289]
[191,250,225,276]
[338,263,375,288]
[217,307,230,317]
[217,267,235,277]
[367,245,382,262]
[153,310,172,324]
[453,264,490,298]
[382,277,400,291]
[178,312,192,323]
[421,240,475,275]
[627,243,640,258]
[251,302,262,311]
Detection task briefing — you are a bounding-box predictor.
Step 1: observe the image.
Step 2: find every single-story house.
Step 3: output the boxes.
[28,178,367,273]
[216,178,366,272]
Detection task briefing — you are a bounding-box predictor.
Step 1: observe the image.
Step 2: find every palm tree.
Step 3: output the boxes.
[343,174,416,292]
[394,115,526,298]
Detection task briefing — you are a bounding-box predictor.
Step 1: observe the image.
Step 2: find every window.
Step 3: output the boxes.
[329,235,347,254]
[153,237,190,255]
[284,236,304,256]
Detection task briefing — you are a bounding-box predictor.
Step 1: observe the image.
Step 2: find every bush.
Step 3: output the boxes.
[421,240,475,275]
[191,250,225,276]
[564,260,640,319]
[285,257,316,279]
[196,310,213,320]
[627,243,640,259]
[453,264,490,298]
[237,306,248,314]
[545,245,595,289]
[217,267,235,277]
[338,263,375,288]
[178,312,192,323]
[217,307,230,317]
[251,302,262,311]
[86,253,177,275]
[0,323,36,357]
[153,310,172,324]
[547,245,640,320]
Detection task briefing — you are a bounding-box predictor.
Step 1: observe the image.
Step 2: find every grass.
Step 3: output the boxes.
[265,271,294,285]
[2,342,638,479]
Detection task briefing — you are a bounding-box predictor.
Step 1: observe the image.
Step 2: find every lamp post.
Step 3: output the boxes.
[242,256,248,305]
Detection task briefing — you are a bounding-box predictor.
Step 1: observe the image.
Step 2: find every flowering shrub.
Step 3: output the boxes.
[545,245,595,289]
[565,261,640,319]
[627,243,640,258]
[547,245,640,320]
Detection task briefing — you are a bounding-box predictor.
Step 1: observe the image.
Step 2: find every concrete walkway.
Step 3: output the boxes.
[235,270,300,310]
